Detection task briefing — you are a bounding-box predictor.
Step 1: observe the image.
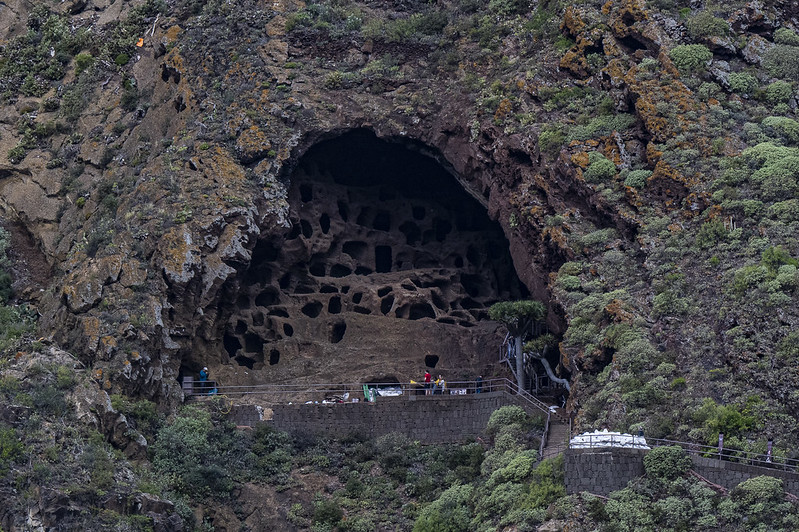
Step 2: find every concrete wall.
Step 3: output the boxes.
[267,391,513,443]
[564,447,799,497]
[564,447,647,496]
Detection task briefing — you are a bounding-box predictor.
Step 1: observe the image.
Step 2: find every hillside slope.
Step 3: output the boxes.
[0,0,798,522]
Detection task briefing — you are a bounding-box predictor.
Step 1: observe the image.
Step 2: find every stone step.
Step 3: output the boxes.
[541,422,570,460]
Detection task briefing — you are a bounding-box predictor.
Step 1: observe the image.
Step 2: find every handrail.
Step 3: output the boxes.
[648,438,799,472]
[185,377,565,419]
[539,409,551,459]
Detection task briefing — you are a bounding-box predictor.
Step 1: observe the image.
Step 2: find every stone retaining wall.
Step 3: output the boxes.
[267,391,514,443]
[564,447,647,496]
[690,455,799,494]
[564,447,799,497]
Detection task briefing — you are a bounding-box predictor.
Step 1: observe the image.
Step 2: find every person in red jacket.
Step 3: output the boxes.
[424,370,432,395]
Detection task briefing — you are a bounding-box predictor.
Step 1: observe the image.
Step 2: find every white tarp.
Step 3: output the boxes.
[375,387,403,397]
[569,429,650,450]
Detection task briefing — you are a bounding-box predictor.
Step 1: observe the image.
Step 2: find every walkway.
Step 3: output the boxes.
[190,378,569,452]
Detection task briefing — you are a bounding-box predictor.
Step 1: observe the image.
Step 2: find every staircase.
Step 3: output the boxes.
[541,421,570,460]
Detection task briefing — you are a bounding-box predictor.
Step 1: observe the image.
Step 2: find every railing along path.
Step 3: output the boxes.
[564,433,799,473]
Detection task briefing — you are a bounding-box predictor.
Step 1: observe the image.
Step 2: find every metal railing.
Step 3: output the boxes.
[186,377,563,417]
[649,438,799,473]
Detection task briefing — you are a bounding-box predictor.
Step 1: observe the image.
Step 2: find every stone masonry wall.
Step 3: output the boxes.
[564,447,647,496]
[690,455,799,494]
[564,447,799,497]
[268,391,512,443]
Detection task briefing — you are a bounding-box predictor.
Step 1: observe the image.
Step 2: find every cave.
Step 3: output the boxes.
[218,129,531,383]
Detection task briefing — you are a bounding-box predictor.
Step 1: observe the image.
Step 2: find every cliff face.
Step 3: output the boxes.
[1,0,798,450]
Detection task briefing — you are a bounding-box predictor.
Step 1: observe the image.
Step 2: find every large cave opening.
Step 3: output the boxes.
[215,129,537,385]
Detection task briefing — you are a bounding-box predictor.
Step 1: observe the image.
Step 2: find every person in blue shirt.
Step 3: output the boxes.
[198,367,209,394]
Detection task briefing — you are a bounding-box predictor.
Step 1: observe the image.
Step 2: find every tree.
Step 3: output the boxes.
[488,301,546,392]
[524,334,570,392]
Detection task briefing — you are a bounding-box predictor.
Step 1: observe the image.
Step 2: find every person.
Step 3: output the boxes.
[199,367,208,394]
[439,375,446,395]
[476,375,483,394]
[424,370,432,396]
[434,375,445,395]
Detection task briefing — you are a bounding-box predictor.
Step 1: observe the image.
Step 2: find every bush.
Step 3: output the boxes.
[584,152,617,182]
[114,53,130,66]
[568,114,636,142]
[669,44,713,74]
[732,475,784,507]
[486,449,538,488]
[686,11,728,38]
[774,27,799,46]
[624,169,652,189]
[313,498,343,527]
[761,116,799,144]
[486,406,528,436]
[643,446,691,480]
[728,72,758,94]
[0,425,24,474]
[488,0,527,16]
[765,80,793,105]
[764,44,799,81]
[8,145,27,164]
[767,199,799,221]
[74,52,94,74]
[538,126,565,155]
[413,484,474,532]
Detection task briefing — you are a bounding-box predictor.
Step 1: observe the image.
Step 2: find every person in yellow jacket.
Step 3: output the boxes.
[434,375,446,395]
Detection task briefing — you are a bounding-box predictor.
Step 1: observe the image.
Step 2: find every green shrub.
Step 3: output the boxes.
[669,44,713,74]
[774,27,799,46]
[55,366,75,389]
[485,406,529,437]
[486,449,538,488]
[693,397,758,439]
[732,475,784,506]
[488,0,527,16]
[777,332,799,360]
[643,446,691,480]
[568,114,636,142]
[652,289,689,317]
[251,423,292,479]
[604,488,656,529]
[8,145,27,164]
[686,11,728,38]
[74,52,94,74]
[584,152,617,182]
[324,71,343,89]
[764,44,799,80]
[313,498,343,527]
[538,126,565,155]
[765,80,793,105]
[0,425,24,474]
[413,484,474,532]
[728,72,758,94]
[761,116,799,144]
[524,455,565,508]
[624,169,652,189]
[761,245,799,271]
[114,53,130,66]
[557,274,582,291]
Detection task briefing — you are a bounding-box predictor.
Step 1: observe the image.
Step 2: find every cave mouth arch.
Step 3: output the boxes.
[218,129,535,385]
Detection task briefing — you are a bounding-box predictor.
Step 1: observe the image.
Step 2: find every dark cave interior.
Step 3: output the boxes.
[213,130,535,380]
